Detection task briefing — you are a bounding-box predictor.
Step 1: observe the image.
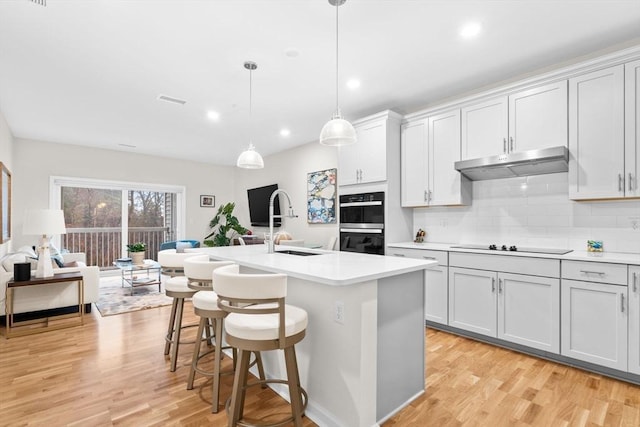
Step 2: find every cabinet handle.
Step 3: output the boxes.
[424,190,428,202]
[509,137,514,152]
[618,174,623,192]
[634,272,638,293]
[579,270,605,276]
[422,256,437,260]
[428,190,432,202]
[393,253,405,257]
[503,138,507,154]
[630,173,634,191]
[491,277,496,292]
[498,278,503,294]
[621,294,625,313]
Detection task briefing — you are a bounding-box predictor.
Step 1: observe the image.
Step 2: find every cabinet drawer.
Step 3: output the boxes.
[388,247,448,266]
[450,252,559,278]
[562,260,627,285]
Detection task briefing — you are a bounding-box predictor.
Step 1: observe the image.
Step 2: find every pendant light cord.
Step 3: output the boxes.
[335,0,339,114]
[249,66,253,145]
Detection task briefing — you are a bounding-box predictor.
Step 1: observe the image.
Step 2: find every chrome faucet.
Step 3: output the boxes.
[268,189,297,253]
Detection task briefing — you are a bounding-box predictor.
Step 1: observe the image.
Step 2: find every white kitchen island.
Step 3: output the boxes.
[194,244,436,427]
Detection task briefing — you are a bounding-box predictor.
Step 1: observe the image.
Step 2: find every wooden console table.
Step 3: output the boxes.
[5,272,84,338]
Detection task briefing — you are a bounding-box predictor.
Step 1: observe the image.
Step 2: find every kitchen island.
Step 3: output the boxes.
[194,244,436,427]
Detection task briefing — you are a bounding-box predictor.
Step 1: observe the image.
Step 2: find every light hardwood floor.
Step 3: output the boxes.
[1,304,639,426]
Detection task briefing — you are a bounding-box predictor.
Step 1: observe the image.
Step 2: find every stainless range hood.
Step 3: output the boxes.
[454,146,568,181]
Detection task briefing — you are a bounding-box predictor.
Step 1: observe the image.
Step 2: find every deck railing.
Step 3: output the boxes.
[61,227,168,269]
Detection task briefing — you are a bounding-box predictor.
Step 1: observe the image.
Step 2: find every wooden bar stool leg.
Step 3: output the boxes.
[254,351,267,388]
[170,297,185,372]
[229,349,250,427]
[187,316,208,390]
[212,318,224,413]
[284,346,304,426]
[164,298,178,355]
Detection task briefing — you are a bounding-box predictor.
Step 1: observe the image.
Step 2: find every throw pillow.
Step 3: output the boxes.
[1,253,28,272]
[176,241,191,253]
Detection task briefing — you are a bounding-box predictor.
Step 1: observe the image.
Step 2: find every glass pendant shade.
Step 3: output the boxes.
[319,111,357,146]
[236,143,264,169]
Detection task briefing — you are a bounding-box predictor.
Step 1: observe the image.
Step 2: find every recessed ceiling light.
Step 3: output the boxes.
[280,129,291,137]
[207,111,220,121]
[285,48,300,58]
[460,22,482,39]
[346,79,361,90]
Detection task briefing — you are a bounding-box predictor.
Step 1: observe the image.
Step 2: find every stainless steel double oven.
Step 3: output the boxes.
[339,191,385,255]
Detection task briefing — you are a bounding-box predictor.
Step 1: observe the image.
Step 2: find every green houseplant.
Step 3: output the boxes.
[203,202,248,247]
[126,242,146,265]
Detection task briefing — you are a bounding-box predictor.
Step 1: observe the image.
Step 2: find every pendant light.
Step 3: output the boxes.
[319,0,357,146]
[237,61,265,169]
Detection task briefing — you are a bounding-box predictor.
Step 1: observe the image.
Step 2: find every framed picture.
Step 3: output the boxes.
[200,195,215,208]
[307,168,337,224]
[0,162,11,243]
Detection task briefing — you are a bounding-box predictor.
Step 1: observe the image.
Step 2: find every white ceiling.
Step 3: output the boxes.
[1,0,639,166]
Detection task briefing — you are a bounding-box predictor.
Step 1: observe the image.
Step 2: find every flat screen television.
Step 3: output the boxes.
[247,184,281,227]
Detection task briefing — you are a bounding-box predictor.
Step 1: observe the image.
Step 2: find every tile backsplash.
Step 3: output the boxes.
[413,173,640,254]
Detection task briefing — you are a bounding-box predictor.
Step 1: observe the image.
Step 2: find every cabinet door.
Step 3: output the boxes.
[569,65,625,200]
[401,120,428,207]
[338,141,361,186]
[461,96,508,160]
[625,60,640,198]
[429,109,467,206]
[497,273,560,353]
[448,267,497,337]
[425,266,448,324]
[508,81,568,153]
[338,120,387,185]
[630,266,640,375]
[561,279,628,371]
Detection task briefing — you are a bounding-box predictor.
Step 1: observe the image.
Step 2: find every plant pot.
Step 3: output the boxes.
[129,251,145,265]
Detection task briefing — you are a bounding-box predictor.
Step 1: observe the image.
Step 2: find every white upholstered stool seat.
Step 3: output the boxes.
[213,264,308,427]
[158,249,202,277]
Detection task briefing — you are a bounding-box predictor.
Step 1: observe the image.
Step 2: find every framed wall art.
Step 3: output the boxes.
[307,168,336,224]
[1,162,11,243]
[200,195,215,207]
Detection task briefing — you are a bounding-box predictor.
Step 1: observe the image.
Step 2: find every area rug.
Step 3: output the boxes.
[95,275,173,317]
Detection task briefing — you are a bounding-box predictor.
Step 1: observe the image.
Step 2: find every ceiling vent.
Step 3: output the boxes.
[157,94,187,105]
[29,0,46,6]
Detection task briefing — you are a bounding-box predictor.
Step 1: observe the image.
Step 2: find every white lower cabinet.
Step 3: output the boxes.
[448,267,497,336]
[497,273,560,353]
[561,279,628,371]
[629,266,640,375]
[448,266,560,352]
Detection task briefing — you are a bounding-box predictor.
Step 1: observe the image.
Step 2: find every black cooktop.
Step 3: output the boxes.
[450,244,573,255]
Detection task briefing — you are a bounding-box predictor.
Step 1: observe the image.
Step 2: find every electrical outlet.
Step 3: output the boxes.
[630,216,640,230]
[334,301,344,324]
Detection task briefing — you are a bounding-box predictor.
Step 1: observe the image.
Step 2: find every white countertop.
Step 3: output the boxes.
[195,244,437,286]
[388,242,640,265]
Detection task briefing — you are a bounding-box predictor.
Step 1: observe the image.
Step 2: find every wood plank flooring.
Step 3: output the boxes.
[1,304,639,426]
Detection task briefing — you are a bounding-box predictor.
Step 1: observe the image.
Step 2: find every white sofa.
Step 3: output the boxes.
[0,252,100,316]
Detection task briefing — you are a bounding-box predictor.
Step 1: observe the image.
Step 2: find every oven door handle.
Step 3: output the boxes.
[340,228,384,234]
[340,201,383,207]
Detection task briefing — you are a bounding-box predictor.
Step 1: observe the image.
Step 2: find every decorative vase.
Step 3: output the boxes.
[129,251,145,265]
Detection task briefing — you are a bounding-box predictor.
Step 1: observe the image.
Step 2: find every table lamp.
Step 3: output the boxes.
[23,209,67,278]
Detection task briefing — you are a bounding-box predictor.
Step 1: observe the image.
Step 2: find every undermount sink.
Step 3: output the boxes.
[275,250,322,256]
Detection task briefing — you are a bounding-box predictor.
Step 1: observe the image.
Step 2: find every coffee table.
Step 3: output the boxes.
[114,259,162,295]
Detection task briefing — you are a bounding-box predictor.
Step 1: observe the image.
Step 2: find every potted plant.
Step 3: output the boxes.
[203,202,248,247]
[126,242,146,265]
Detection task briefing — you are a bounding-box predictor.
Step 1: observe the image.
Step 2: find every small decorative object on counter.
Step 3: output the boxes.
[587,240,603,252]
[414,229,426,243]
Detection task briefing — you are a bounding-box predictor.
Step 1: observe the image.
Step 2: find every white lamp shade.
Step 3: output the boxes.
[319,117,357,146]
[23,209,67,235]
[236,144,264,169]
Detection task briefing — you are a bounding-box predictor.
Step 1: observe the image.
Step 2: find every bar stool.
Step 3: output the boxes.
[185,256,266,413]
[213,264,308,427]
[161,251,202,372]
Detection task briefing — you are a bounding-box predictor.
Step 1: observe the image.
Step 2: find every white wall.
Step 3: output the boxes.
[413,172,640,254]
[13,138,235,249]
[233,141,338,247]
[0,111,14,257]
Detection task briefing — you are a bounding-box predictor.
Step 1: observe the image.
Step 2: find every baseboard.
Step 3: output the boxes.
[0,303,92,325]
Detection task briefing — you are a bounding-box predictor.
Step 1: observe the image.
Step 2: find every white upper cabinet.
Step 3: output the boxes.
[569,65,625,200]
[508,82,568,153]
[625,59,640,198]
[461,81,568,160]
[461,97,508,160]
[401,109,471,207]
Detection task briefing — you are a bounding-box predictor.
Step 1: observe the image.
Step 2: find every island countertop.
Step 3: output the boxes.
[192,244,437,286]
